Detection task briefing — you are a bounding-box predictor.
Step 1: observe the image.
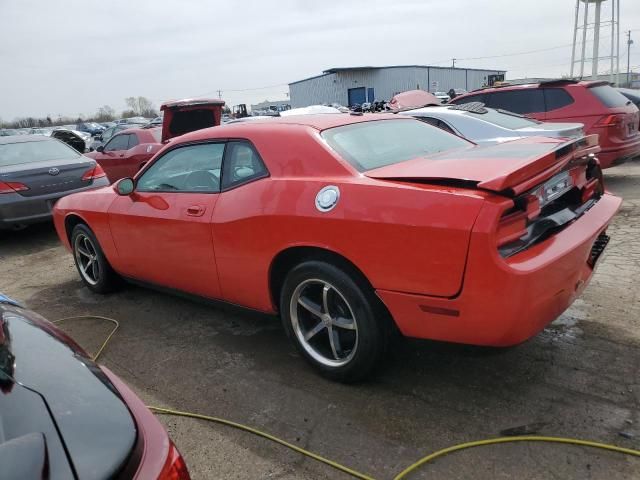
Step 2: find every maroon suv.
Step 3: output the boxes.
[450,80,640,168]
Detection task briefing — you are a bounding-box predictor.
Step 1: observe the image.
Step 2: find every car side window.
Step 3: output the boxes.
[102,127,114,141]
[104,134,129,152]
[127,134,139,149]
[417,117,456,135]
[137,143,224,193]
[543,89,574,111]
[222,141,268,190]
[484,90,545,114]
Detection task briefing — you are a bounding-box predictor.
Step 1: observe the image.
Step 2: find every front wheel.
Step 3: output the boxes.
[71,224,120,294]
[280,261,387,382]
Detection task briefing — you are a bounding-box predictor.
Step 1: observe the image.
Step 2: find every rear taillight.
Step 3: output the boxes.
[594,114,625,128]
[0,181,29,194]
[496,206,529,248]
[82,164,106,181]
[158,442,190,480]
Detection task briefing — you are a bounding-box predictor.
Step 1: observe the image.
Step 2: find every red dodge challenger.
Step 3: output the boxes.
[52,114,621,382]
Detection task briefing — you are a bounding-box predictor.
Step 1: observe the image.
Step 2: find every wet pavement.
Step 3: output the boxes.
[1,161,639,479]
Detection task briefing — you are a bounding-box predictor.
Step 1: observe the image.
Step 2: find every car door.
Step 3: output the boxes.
[94,134,131,182]
[108,142,224,299]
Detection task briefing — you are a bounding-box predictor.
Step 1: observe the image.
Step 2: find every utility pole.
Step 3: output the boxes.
[627,31,634,87]
[217,89,223,99]
[452,58,456,68]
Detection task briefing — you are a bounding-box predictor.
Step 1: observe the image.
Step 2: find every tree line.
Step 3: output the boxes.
[0,97,159,129]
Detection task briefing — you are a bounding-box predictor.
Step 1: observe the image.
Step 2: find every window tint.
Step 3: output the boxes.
[544,89,574,111]
[451,93,485,105]
[222,141,268,189]
[417,117,456,135]
[588,85,630,108]
[322,119,470,172]
[137,143,224,193]
[127,134,139,149]
[484,89,545,114]
[0,138,79,167]
[104,134,129,152]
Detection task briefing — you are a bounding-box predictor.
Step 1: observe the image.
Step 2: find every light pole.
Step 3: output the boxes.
[627,31,634,87]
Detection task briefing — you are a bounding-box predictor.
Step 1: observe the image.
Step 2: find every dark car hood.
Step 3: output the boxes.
[0,303,136,480]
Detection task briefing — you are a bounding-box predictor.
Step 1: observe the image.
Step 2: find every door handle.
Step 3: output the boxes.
[186,205,205,217]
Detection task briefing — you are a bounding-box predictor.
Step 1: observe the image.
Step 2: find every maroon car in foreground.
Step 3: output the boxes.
[0,294,190,480]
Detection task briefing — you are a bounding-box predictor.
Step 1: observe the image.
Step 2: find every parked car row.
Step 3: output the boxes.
[449,80,640,167]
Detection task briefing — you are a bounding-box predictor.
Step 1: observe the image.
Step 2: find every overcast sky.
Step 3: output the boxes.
[1,0,639,120]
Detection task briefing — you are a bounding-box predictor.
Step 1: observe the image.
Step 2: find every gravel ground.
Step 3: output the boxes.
[1,160,639,480]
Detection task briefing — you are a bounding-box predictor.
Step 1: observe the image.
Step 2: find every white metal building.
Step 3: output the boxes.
[288,65,506,107]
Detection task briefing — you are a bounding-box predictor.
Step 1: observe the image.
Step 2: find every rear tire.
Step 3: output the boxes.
[280,260,388,383]
[71,224,120,294]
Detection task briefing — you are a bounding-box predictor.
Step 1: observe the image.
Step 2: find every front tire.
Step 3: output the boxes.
[280,261,387,382]
[71,224,119,294]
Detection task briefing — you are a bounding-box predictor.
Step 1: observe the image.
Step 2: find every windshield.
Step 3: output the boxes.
[465,108,541,129]
[321,119,470,172]
[0,138,80,167]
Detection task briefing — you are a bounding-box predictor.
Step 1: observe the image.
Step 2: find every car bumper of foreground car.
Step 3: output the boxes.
[0,179,109,229]
[377,193,622,347]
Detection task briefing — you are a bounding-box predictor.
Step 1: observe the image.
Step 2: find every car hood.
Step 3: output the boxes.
[365,135,600,194]
[0,303,136,480]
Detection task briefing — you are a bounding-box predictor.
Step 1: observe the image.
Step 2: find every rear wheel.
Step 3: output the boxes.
[71,224,119,293]
[280,261,387,382]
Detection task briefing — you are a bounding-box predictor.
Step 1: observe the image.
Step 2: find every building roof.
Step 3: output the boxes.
[290,65,506,86]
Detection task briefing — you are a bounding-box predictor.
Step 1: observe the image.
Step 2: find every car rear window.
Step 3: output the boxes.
[321,119,470,172]
[0,139,80,167]
[588,85,630,108]
[460,108,541,129]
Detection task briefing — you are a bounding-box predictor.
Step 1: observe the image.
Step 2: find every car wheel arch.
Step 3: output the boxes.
[64,213,90,244]
[268,246,376,313]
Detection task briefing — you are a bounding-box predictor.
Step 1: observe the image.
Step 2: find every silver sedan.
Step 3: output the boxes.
[401,102,584,145]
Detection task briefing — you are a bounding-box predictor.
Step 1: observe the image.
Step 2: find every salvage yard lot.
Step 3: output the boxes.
[2,161,640,479]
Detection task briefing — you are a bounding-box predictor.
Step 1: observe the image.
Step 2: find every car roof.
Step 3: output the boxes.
[0,134,52,145]
[174,113,404,144]
[465,79,606,95]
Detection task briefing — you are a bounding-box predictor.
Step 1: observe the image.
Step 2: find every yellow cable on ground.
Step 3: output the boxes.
[53,315,119,362]
[148,406,377,480]
[392,435,640,480]
[54,316,640,480]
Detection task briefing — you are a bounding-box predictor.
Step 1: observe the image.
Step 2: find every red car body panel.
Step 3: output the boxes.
[53,114,621,347]
[86,128,161,183]
[452,81,640,168]
[378,192,620,345]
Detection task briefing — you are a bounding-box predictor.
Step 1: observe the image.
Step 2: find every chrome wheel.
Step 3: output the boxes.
[74,233,100,286]
[289,279,358,367]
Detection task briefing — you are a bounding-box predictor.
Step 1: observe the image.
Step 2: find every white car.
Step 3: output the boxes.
[433,91,450,103]
[401,102,584,145]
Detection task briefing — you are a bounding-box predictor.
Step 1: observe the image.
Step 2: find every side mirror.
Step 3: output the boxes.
[115,178,134,196]
[96,135,102,141]
[96,146,104,153]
